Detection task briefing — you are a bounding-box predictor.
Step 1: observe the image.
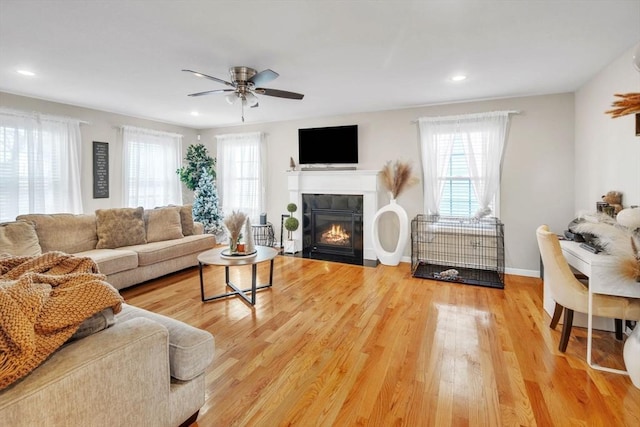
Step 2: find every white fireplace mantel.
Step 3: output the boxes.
[287,169,380,262]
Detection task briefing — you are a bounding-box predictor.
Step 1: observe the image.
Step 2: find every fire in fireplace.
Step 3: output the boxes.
[321,224,350,246]
[302,194,363,265]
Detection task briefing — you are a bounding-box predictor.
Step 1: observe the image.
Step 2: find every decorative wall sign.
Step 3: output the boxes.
[93,141,109,198]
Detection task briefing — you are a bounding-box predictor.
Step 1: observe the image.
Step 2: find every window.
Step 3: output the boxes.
[216,132,266,222]
[439,134,489,217]
[122,126,183,208]
[418,111,512,218]
[0,109,83,222]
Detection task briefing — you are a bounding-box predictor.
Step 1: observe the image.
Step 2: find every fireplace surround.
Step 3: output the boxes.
[287,170,379,266]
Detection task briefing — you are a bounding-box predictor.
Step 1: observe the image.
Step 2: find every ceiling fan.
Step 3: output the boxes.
[183,66,304,122]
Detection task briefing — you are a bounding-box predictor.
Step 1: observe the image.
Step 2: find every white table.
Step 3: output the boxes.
[560,240,640,375]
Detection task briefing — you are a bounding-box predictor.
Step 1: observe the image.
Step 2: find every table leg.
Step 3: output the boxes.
[199,262,205,302]
[251,264,257,305]
[587,287,630,375]
[200,262,275,306]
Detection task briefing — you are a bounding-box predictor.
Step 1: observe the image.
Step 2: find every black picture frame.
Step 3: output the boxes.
[93,141,109,198]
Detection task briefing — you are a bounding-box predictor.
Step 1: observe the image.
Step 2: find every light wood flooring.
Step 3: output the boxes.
[121,255,640,426]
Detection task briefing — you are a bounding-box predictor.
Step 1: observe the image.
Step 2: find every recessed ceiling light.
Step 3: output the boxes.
[190,111,199,116]
[17,69,35,76]
[451,75,467,82]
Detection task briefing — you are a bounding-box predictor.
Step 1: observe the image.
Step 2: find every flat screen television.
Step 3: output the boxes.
[298,125,358,165]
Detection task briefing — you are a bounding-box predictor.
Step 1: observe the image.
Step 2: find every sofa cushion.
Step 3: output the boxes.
[0,221,42,256]
[96,207,146,249]
[74,248,139,275]
[145,207,184,243]
[116,304,215,381]
[123,234,215,266]
[16,213,98,253]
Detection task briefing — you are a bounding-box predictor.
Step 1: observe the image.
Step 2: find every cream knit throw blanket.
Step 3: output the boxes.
[0,252,124,390]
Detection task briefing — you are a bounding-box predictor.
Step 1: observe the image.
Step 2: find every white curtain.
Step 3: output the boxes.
[216,132,266,222]
[418,118,456,215]
[418,111,512,217]
[122,126,182,208]
[0,109,83,221]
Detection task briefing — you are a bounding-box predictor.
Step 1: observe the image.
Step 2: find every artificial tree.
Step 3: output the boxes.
[192,169,223,235]
[176,143,216,191]
[284,203,299,253]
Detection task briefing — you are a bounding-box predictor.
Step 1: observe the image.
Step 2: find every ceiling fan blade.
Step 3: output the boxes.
[182,69,235,88]
[249,69,279,86]
[187,89,235,97]
[256,88,304,100]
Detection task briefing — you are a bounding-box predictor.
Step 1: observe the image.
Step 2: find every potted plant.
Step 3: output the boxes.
[283,203,299,254]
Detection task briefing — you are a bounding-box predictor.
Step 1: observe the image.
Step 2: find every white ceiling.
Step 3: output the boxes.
[1,0,639,129]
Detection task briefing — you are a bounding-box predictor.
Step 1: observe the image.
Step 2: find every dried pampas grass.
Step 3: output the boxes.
[223,210,247,242]
[574,214,640,282]
[605,93,640,118]
[381,160,419,199]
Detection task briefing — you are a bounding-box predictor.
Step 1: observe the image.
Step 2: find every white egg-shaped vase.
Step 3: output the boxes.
[371,199,409,266]
[624,324,640,389]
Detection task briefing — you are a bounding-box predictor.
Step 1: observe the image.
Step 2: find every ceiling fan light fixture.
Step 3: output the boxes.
[225,92,238,105]
[244,91,259,107]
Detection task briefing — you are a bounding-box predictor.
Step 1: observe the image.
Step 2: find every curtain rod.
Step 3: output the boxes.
[410,110,521,124]
[0,107,90,124]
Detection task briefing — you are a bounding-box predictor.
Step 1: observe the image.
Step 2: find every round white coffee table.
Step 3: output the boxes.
[197,246,278,305]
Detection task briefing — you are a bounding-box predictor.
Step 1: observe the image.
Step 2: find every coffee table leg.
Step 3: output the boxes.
[199,262,205,302]
[251,264,257,304]
[269,259,274,285]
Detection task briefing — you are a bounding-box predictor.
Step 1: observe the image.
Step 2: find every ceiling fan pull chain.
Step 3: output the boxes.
[241,99,245,122]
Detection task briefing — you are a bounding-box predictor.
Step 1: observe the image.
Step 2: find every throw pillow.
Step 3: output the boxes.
[95,207,146,249]
[0,220,42,256]
[145,207,184,243]
[67,308,116,342]
[179,204,194,236]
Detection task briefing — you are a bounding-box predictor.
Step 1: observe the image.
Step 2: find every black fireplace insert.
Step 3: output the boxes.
[302,194,363,265]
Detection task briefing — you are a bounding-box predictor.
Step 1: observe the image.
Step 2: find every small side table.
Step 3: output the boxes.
[251,222,275,246]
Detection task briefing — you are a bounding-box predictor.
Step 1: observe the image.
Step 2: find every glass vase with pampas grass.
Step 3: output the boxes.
[223,210,247,254]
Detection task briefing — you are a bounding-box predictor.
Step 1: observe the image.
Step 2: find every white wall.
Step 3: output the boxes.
[1,89,577,273]
[0,92,198,213]
[202,93,575,274]
[575,43,640,212]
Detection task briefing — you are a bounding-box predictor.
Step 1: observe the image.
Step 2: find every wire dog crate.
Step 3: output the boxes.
[411,214,505,289]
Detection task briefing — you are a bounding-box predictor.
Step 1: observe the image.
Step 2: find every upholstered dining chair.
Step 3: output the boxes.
[536,225,640,352]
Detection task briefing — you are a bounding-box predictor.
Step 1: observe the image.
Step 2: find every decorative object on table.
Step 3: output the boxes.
[573,212,640,282]
[289,156,296,171]
[601,191,623,214]
[605,93,640,118]
[623,324,640,388]
[371,160,419,266]
[617,206,640,233]
[176,143,216,191]
[284,203,300,254]
[244,217,256,253]
[223,210,247,254]
[192,168,223,234]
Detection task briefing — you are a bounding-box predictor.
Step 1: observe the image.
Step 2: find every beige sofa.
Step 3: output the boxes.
[0,303,215,426]
[10,205,216,290]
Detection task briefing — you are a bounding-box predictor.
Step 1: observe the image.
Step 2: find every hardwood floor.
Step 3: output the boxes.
[121,255,640,426]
